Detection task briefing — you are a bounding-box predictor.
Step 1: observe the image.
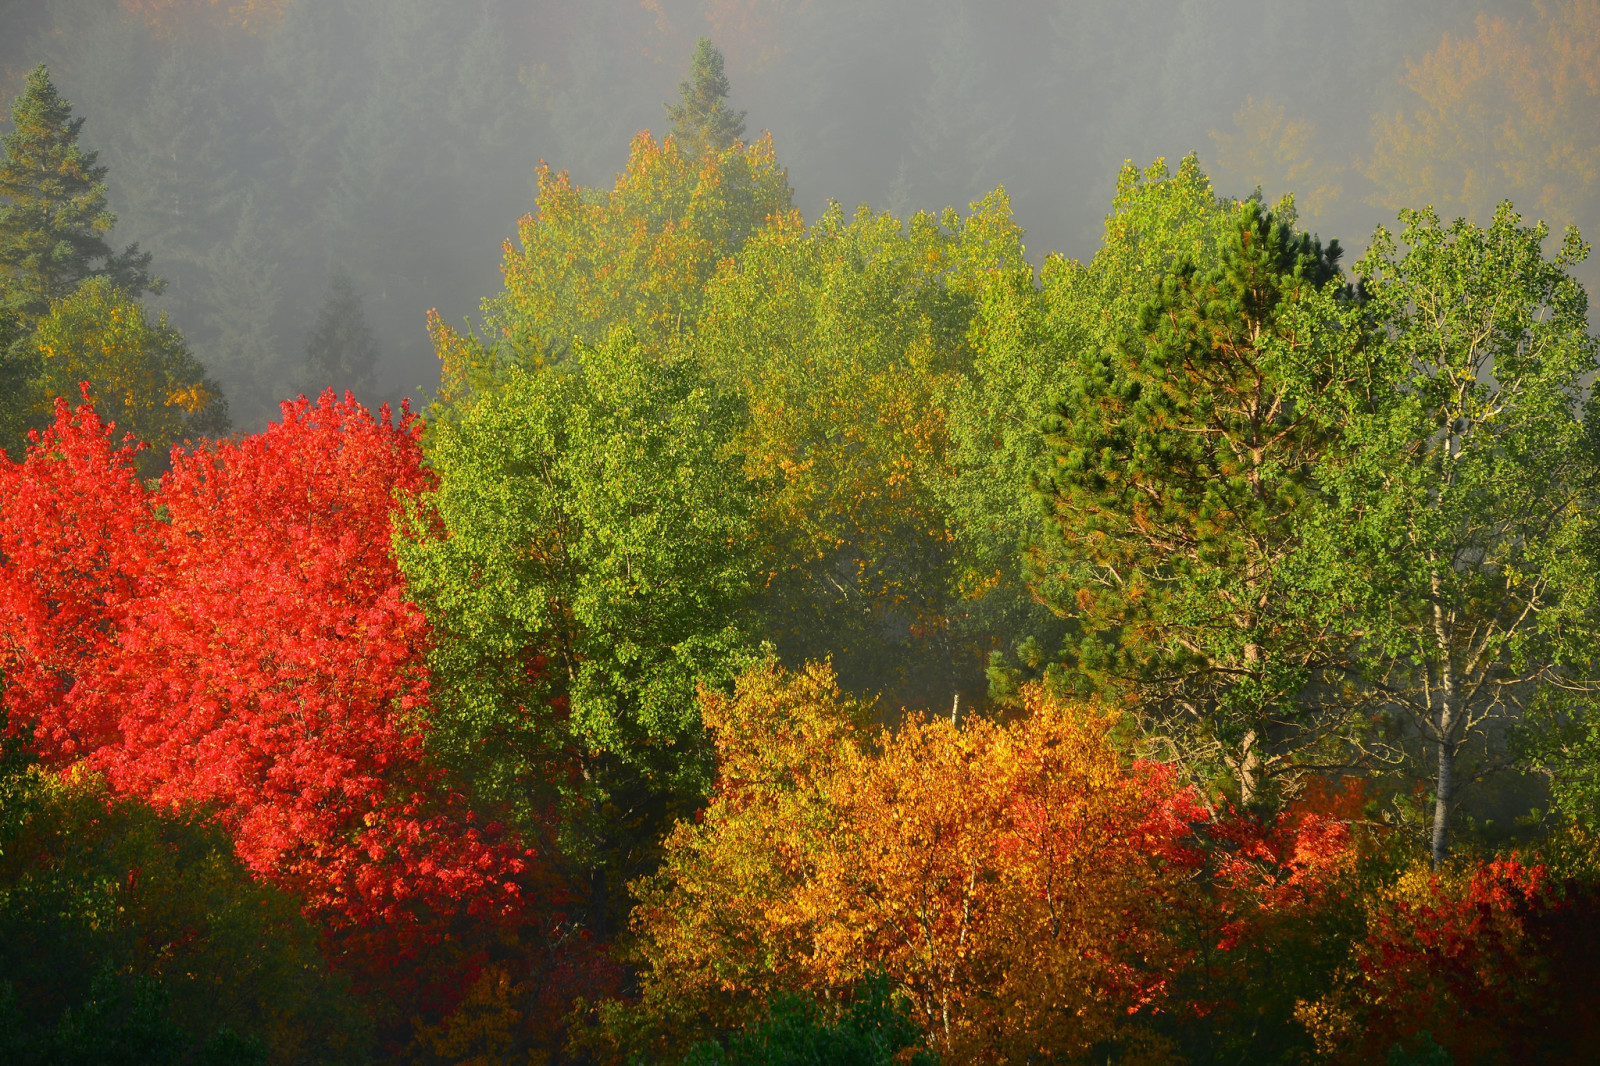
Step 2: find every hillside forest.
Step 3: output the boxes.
[3,5,1600,1066]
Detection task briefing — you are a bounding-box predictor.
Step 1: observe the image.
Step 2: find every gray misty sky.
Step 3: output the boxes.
[1,0,1589,426]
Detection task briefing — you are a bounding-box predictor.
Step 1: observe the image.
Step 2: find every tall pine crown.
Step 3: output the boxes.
[665,38,746,157]
[0,65,155,323]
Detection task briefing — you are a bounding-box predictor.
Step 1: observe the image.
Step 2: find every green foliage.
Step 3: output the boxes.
[0,759,371,1064]
[680,974,935,1066]
[399,330,758,924]
[0,65,155,326]
[298,268,379,399]
[960,156,1239,703]
[1034,165,1364,803]
[1303,203,1600,862]
[666,38,747,159]
[695,191,1028,708]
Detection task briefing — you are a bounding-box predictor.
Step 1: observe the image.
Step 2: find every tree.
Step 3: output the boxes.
[298,268,379,399]
[0,759,369,1064]
[695,192,1028,709]
[0,65,156,327]
[665,37,746,158]
[1036,198,1364,804]
[620,662,1291,1063]
[682,974,934,1066]
[1366,2,1600,230]
[602,660,867,1063]
[471,128,791,376]
[23,277,228,472]
[1296,858,1556,1065]
[1303,204,1600,865]
[398,330,760,939]
[0,392,542,1011]
[962,156,1238,703]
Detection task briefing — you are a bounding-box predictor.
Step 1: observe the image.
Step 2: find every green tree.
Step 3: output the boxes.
[0,65,156,327]
[953,156,1238,705]
[298,268,378,399]
[695,192,1028,710]
[0,752,370,1064]
[1036,198,1364,805]
[682,974,935,1066]
[665,37,746,159]
[22,277,228,473]
[398,329,759,937]
[1304,204,1600,865]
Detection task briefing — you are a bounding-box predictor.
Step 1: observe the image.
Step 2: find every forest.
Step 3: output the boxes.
[2,2,1600,1064]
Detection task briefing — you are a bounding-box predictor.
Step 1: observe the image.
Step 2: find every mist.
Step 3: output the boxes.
[0,0,1574,429]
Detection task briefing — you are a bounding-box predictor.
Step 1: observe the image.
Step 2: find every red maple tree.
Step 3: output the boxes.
[0,391,543,999]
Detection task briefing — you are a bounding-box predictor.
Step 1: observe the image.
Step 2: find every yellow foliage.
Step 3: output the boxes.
[28,278,227,474]
[618,662,1202,1064]
[1209,96,1344,217]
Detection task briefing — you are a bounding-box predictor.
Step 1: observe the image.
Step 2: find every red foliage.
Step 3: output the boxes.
[0,392,541,994]
[1301,854,1558,1064]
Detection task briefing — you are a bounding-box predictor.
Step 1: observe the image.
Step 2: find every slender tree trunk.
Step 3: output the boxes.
[1430,567,1457,867]
[1431,727,1454,867]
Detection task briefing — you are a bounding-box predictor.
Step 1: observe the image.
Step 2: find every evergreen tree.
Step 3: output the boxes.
[665,37,746,156]
[299,269,378,398]
[1037,201,1364,804]
[0,65,156,326]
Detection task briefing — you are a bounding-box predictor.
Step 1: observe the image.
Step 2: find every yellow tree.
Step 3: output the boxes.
[601,659,870,1064]
[792,694,1207,1063]
[481,130,793,372]
[615,662,1216,1064]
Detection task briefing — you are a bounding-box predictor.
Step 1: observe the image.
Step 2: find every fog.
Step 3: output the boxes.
[0,0,1572,428]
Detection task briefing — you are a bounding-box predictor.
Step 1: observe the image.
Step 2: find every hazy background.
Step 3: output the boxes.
[1,0,1591,427]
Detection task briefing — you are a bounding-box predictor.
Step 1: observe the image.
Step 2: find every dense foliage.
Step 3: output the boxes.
[4,28,1600,1066]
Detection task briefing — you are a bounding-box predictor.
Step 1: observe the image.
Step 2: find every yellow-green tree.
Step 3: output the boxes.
[474,129,792,375]
[23,278,227,471]
[695,192,1030,708]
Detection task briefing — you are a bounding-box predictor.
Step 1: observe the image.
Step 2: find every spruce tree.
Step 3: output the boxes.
[299,269,379,398]
[0,65,156,325]
[665,38,746,156]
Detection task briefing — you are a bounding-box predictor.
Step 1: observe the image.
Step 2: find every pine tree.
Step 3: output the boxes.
[665,38,746,156]
[0,65,156,325]
[299,269,379,398]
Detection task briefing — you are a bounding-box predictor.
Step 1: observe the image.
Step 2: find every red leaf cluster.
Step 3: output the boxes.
[0,392,537,969]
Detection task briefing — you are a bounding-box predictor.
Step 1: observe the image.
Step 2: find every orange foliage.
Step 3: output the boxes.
[621,663,1254,1063]
[793,696,1210,1062]
[1368,0,1600,224]
[120,0,289,35]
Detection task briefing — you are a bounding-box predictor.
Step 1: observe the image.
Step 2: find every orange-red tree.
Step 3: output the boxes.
[0,392,546,1010]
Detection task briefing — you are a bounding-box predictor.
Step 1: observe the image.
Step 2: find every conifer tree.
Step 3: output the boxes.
[0,65,156,326]
[1037,201,1365,804]
[299,268,378,398]
[665,38,746,156]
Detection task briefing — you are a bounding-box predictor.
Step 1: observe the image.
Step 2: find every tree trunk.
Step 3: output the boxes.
[1431,734,1454,867]
[1430,567,1457,867]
